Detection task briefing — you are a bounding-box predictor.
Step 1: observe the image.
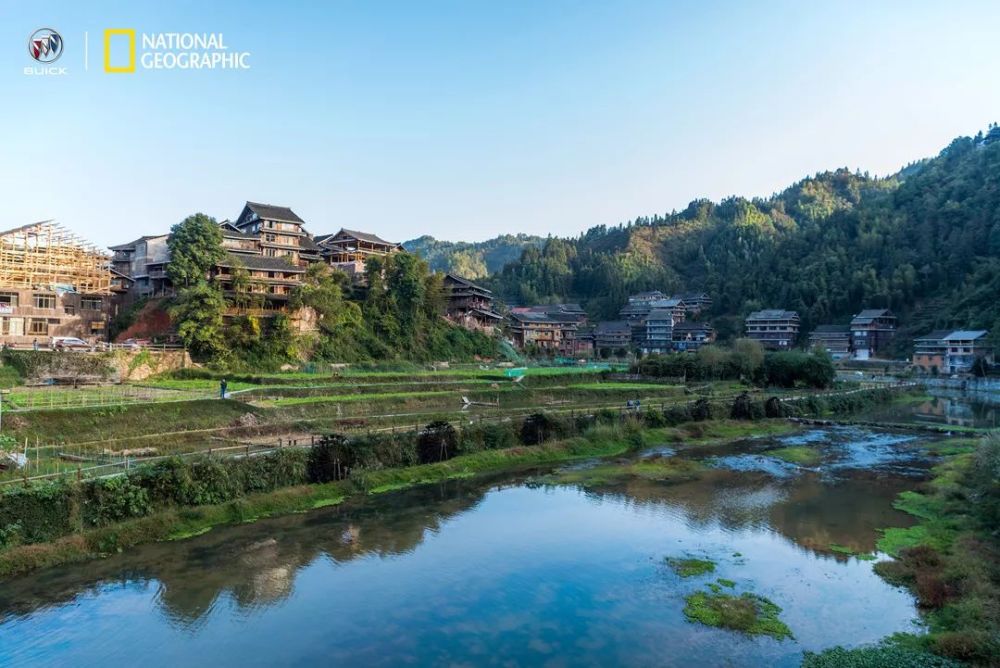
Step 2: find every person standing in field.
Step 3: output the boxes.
[220,378,228,399]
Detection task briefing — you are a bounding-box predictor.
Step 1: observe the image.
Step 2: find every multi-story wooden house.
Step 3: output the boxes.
[808,325,852,359]
[507,311,576,351]
[672,321,715,352]
[677,292,712,316]
[210,254,306,316]
[641,309,676,354]
[745,309,800,350]
[232,202,314,265]
[316,228,401,279]
[850,309,896,360]
[514,303,587,323]
[111,202,324,318]
[443,274,502,333]
[594,321,632,354]
[621,296,684,347]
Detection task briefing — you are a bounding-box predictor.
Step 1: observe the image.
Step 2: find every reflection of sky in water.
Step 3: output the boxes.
[709,454,800,477]
[0,463,922,668]
[777,429,835,446]
[709,427,929,479]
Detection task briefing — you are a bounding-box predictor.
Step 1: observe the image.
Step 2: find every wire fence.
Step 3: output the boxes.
[0,382,920,487]
[2,385,213,412]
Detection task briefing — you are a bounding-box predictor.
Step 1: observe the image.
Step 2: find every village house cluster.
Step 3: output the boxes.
[0,211,992,376]
[506,291,715,358]
[110,202,404,317]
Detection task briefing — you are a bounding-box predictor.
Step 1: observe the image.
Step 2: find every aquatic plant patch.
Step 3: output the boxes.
[767,445,822,466]
[666,557,716,578]
[682,590,792,640]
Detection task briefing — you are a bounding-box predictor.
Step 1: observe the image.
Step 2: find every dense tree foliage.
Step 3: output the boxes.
[162,212,496,367]
[490,131,1000,351]
[166,213,226,288]
[404,234,546,279]
[634,341,835,388]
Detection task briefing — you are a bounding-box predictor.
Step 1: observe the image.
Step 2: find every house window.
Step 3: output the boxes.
[64,305,76,316]
[0,293,19,309]
[81,298,103,311]
[265,234,276,242]
[33,294,56,309]
[1,317,23,336]
[28,318,48,335]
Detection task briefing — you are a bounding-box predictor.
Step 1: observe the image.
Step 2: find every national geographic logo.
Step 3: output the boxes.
[104,30,250,73]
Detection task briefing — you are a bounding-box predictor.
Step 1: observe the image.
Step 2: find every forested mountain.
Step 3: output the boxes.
[489,127,1000,347]
[403,233,545,279]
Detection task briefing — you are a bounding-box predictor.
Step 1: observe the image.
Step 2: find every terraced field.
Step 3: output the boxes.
[0,365,736,485]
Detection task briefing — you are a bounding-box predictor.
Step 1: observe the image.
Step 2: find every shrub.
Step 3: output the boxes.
[0,482,75,544]
[459,422,516,453]
[730,392,764,420]
[690,398,713,421]
[81,476,151,526]
[307,434,351,483]
[520,412,566,445]
[764,396,786,418]
[642,409,668,428]
[417,421,459,464]
[188,458,239,505]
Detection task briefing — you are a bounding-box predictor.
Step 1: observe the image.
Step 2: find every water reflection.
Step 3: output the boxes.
[862,389,1000,429]
[0,428,933,667]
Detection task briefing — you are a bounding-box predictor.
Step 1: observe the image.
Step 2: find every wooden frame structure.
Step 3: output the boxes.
[0,221,110,293]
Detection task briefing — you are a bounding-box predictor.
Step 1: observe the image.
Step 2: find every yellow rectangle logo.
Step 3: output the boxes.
[104,29,136,73]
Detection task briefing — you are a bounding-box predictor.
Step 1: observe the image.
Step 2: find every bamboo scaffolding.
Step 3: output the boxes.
[0,221,110,293]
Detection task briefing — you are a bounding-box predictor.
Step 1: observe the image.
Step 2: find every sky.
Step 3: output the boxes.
[2,1,1000,248]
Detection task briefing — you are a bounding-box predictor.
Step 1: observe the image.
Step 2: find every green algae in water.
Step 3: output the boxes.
[768,445,823,466]
[666,557,716,578]
[683,590,792,640]
[717,578,736,588]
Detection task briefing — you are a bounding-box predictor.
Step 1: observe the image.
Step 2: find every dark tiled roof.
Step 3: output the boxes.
[851,309,894,324]
[645,309,677,321]
[914,329,954,342]
[220,222,258,239]
[674,321,713,332]
[595,320,631,335]
[470,308,503,320]
[811,324,850,334]
[217,252,305,273]
[246,202,305,224]
[299,235,322,251]
[747,309,799,320]
[445,273,490,292]
[509,311,558,324]
[108,234,167,251]
[942,330,988,341]
[324,228,400,247]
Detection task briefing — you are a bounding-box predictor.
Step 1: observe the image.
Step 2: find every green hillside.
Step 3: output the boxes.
[489,127,1000,350]
[404,233,545,279]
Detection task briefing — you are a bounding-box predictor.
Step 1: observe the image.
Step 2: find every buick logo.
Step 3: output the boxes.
[28,28,63,63]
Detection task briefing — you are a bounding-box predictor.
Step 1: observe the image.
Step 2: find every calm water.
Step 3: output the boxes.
[861,388,1000,430]
[0,427,934,667]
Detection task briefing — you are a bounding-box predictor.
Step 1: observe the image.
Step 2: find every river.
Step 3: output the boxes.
[0,425,940,667]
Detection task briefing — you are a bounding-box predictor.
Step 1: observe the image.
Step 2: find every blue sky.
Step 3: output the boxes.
[2,1,1000,248]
